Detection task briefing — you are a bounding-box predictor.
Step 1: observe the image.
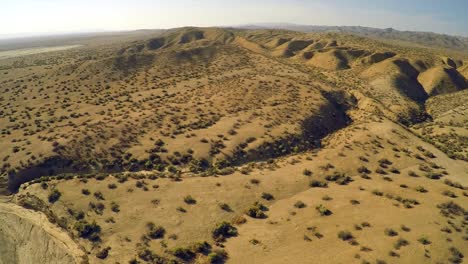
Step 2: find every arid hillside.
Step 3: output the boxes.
[0,27,466,264]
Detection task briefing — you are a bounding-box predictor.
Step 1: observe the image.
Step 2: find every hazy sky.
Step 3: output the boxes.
[1,0,467,37]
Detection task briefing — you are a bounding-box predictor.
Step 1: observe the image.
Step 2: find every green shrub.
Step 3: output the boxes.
[208,249,228,263]
[316,204,332,216]
[171,247,195,261]
[190,241,211,253]
[212,222,237,240]
[74,220,101,241]
[246,202,268,218]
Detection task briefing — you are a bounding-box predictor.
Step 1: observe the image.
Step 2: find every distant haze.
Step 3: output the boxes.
[1,0,467,38]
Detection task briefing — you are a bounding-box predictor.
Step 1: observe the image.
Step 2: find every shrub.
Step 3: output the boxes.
[400,225,411,232]
[245,202,268,218]
[378,158,392,165]
[415,186,428,193]
[48,189,61,203]
[442,190,457,198]
[208,249,228,263]
[218,203,232,212]
[437,201,466,217]
[261,192,274,201]
[337,230,354,241]
[303,169,312,176]
[372,190,383,196]
[40,182,48,190]
[357,166,370,174]
[74,220,101,241]
[110,202,120,213]
[444,179,465,190]
[94,191,105,200]
[448,247,464,264]
[250,178,260,185]
[212,222,237,240]
[146,222,165,239]
[89,202,105,215]
[361,222,371,228]
[325,172,353,185]
[315,204,332,216]
[425,172,442,180]
[294,201,306,209]
[171,247,195,261]
[417,236,431,245]
[394,238,409,249]
[96,247,111,259]
[310,180,328,188]
[184,195,197,204]
[81,189,90,195]
[190,241,211,253]
[384,228,398,236]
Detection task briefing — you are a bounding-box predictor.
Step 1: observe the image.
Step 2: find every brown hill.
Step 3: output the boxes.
[418,66,467,96]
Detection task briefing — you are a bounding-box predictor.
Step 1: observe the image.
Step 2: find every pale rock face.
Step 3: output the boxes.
[0,202,84,264]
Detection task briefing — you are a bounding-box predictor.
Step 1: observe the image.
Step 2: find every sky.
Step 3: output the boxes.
[1,0,467,38]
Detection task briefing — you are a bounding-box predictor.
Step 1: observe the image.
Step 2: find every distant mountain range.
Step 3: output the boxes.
[236,23,468,51]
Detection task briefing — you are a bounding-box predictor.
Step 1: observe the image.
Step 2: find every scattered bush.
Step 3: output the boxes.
[48,189,61,203]
[218,203,232,212]
[294,201,306,209]
[208,249,228,263]
[74,220,101,241]
[394,238,409,249]
[96,247,111,259]
[384,228,398,237]
[212,222,237,240]
[310,180,328,188]
[315,204,332,216]
[261,192,274,201]
[245,202,268,218]
[337,230,354,241]
[442,190,457,198]
[184,195,197,204]
[417,236,431,245]
[146,222,165,239]
[171,247,195,261]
